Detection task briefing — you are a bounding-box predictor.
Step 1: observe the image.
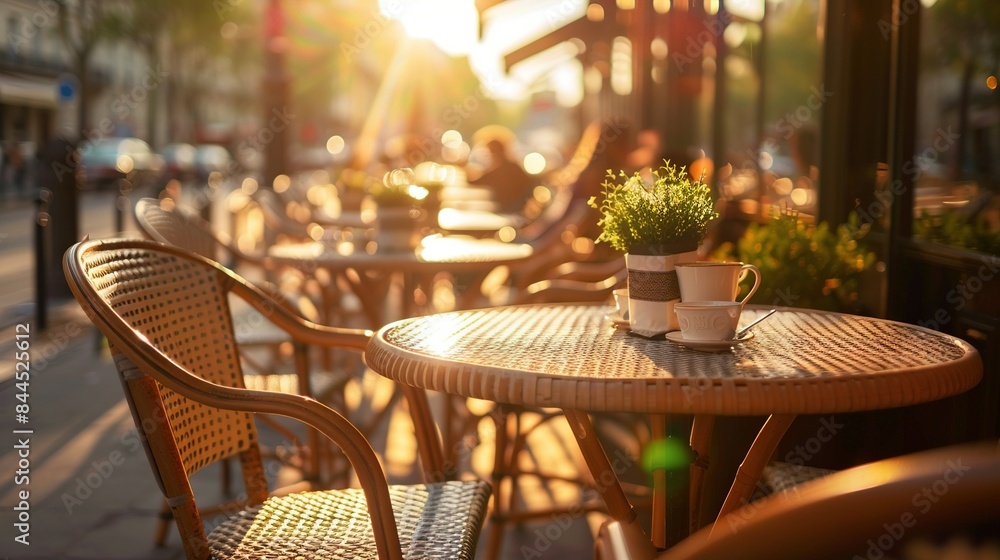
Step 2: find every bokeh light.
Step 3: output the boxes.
[441,129,463,148]
[273,174,291,193]
[523,152,546,175]
[641,437,692,473]
[326,135,345,155]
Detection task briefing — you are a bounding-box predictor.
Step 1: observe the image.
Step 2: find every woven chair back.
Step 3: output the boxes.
[66,240,267,555]
[135,198,221,261]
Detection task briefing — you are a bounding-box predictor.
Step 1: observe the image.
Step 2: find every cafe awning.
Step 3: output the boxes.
[0,73,58,108]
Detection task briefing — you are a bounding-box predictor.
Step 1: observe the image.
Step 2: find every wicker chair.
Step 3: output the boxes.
[135,197,332,491]
[594,443,1000,560]
[64,238,490,560]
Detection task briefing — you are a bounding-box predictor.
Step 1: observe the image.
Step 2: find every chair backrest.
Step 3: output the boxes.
[135,197,225,261]
[250,188,315,240]
[64,238,268,558]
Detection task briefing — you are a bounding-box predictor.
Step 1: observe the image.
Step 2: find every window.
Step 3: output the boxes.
[911,0,1000,254]
[715,0,825,220]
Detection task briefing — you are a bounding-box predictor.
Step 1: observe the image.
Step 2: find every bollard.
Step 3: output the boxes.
[198,184,213,223]
[38,136,78,300]
[34,189,51,331]
[116,177,133,234]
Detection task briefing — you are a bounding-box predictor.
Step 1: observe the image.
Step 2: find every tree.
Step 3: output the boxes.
[115,0,257,143]
[54,0,124,137]
[927,0,1000,180]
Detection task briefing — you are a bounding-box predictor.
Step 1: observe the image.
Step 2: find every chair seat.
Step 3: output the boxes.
[759,462,835,496]
[209,480,491,559]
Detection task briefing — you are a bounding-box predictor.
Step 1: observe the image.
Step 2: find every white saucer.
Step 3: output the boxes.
[663,330,755,352]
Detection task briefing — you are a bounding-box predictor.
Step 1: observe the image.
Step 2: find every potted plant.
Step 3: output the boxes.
[589,162,718,334]
[712,210,876,312]
[337,168,373,211]
[370,168,430,251]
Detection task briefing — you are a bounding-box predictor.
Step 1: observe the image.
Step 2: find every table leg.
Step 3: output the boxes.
[713,413,796,533]
[688,415,715,534]
[398,384,449,481]
[340,269,391,327]
[564,409,656,559]
[649,415,693,550]
[563,410,637,522]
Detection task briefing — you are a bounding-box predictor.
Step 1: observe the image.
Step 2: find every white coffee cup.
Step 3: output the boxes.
[676,262,761,308]
[674,301,742,341]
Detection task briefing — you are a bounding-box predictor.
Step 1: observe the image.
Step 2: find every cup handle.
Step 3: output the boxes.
[737,264,761,307]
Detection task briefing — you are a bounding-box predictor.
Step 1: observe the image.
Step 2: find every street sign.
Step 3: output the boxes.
[57,75,76,102]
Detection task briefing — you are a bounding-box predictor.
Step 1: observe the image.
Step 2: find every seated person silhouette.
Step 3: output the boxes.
[467,126,536,214]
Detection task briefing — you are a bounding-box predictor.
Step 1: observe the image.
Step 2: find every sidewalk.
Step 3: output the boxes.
[0,318,189,559]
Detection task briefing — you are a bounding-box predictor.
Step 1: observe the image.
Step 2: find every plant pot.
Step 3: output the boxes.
[375,206,421,252]
[626,250,698,335]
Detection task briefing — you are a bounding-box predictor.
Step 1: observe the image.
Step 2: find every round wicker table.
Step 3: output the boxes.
[268,235,533,325]
[365,304,983,555]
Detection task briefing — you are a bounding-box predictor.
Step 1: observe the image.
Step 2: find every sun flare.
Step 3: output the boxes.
[381,0,479,56]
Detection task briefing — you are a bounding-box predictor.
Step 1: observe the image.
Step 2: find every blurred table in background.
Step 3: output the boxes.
[267,234,533,326]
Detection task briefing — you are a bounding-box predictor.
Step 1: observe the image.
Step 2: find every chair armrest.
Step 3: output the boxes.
[519,276,622,304]
[544,258,626,283]
[227,274,373,351]
[108,334,404,560]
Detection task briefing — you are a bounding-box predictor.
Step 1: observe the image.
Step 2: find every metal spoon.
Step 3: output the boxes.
[736,309,776,339]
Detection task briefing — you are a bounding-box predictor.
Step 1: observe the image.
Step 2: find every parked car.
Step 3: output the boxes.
[193,144,233,181]
[79,137,163,189]
[159,143,197,182]
[293,145,336,172]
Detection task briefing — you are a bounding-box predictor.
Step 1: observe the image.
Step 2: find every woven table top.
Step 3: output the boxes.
[366,304,983,415]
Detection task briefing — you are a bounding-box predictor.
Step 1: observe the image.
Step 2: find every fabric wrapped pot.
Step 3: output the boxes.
[375,206,421,252]
[626,250,698,336]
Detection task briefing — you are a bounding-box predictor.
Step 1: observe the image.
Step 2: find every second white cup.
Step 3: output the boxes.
[676,261,761,308]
